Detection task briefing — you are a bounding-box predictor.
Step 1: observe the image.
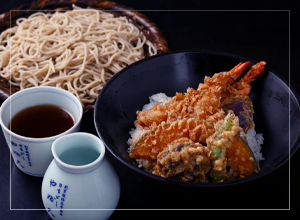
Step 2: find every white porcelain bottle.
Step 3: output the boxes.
[41,132,120,220]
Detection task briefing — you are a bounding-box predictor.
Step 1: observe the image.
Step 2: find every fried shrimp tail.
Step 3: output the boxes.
[229,61,252,81]
[232,61,266,95]
[202,61,251,91]
[221,61,266,132]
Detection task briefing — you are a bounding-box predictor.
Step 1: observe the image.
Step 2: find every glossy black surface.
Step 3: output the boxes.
[0,0,299,219]
[94,51,300,191]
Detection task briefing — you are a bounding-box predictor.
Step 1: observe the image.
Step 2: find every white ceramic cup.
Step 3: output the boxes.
[0,86,83,177]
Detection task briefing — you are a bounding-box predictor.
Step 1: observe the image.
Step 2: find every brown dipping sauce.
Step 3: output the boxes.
[8,105,74,138]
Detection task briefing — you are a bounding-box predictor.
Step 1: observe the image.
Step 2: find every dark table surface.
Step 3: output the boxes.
[0,0,299,219]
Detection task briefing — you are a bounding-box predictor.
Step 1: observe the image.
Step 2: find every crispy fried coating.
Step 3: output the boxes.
[227,136,260,178]
[153,138,211,182]
[135,86,225,128]
[135,65,248,128]
[129,118,215,161]
[206,112,243,181]
[207,112,259,180]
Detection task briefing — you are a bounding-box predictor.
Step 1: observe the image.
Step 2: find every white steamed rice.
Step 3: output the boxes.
[246,126,264,162]
[141,93,171,111]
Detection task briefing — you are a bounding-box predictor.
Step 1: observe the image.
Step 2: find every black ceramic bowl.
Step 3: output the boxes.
[94,51,300,194]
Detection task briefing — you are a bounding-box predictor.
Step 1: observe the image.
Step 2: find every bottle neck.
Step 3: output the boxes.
[52,132,105,174]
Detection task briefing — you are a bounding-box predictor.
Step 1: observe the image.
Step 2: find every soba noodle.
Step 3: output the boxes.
[0,5,157,105]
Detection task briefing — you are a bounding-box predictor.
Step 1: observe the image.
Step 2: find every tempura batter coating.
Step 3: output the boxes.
[153,138,211,182]
[207,112,259,181]
[129,118,215,161]
[135,62,251,128]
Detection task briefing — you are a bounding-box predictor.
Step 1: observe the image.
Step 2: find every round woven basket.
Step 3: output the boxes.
[0,0,169,114]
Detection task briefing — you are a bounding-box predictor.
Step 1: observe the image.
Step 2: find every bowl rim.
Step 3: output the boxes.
[94,49,300,188]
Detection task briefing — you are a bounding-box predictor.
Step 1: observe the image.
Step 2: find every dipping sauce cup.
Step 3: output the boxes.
[0,86,83,177]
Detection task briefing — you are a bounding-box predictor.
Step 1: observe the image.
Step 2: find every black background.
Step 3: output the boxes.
[0,0,299,219]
